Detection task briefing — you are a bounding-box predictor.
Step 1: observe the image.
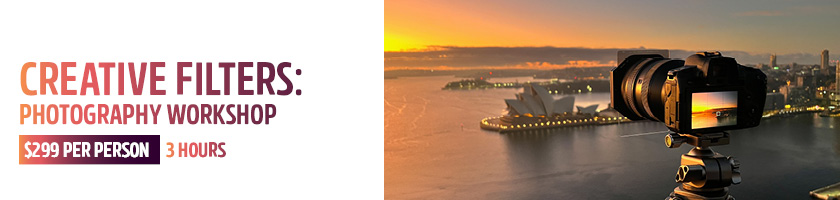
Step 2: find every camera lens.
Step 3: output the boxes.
[611,55,685,122]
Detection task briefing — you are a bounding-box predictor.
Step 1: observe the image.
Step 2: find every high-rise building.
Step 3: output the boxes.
[756,63,765,70]
[836,60,839,93]
[770,54,777,69]
[821,49,829,75]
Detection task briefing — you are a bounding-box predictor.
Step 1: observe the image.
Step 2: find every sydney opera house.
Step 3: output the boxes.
[504,83,599,117]
[480,83,628,132]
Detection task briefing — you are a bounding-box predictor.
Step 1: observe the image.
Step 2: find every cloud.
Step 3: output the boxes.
[383,61,617,71]
[385,46,619,69]
[734,10,787,17]
[384,46,822,70]
[733,4,840,17]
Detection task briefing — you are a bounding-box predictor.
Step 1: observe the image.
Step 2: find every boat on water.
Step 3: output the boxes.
[818,108,840,117]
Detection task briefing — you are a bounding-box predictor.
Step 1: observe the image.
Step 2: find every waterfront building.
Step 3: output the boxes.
[504,83,574,116]
[821,49,829,75]
[576,105,599,115]
[484,83,631,132]
[764,93,785,111]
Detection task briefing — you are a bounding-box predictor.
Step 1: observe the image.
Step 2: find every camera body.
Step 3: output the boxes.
[611,51,767,135]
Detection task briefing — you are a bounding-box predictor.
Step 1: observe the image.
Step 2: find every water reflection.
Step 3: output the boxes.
[499,114,840,199]
[499,122,684,199]
[836,131,840,157]
[386,76,840,199]
[692,112,737,129]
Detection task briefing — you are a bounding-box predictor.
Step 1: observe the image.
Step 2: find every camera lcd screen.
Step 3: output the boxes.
[691,91,738,129]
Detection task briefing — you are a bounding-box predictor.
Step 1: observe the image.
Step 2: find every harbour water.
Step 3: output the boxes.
[385,76,840,199]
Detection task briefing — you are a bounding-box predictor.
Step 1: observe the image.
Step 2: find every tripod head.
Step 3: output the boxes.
[665,132,730,148]
[665,132,740,200]
[609,51,765,199]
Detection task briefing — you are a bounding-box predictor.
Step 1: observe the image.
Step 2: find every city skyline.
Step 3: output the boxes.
[385,47,838,71]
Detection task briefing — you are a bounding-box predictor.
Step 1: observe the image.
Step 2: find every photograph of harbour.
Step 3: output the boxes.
[691,91,738,129]
[386,0,840,199]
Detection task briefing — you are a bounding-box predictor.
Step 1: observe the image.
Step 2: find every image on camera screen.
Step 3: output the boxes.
[691,91,738,129]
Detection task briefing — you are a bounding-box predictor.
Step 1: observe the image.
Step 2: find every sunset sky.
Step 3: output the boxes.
[692,91,738,113]
[386,0,840,69]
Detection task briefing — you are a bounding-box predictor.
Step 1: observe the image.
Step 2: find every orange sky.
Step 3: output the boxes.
[385,1,619,52]
[385,1,840,54]
[692,92,738,113]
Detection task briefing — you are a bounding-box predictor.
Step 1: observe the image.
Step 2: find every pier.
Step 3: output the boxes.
[481,105,827,133]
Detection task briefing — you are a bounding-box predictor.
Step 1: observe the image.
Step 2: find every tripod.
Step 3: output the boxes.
[664,132,741,200]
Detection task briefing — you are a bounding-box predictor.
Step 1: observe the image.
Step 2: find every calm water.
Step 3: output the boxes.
[385,76,840,199]
[693,112,737,129]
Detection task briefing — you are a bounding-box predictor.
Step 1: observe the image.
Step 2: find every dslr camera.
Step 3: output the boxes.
[611,51,767,135]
